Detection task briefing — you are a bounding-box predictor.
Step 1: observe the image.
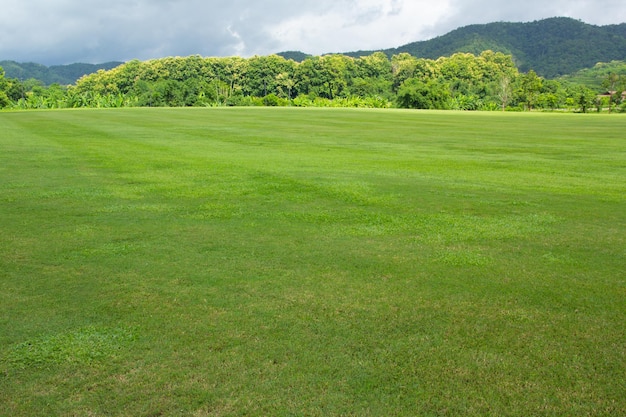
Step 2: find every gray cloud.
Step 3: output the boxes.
[442,0,626,32]
[0,0,624,65]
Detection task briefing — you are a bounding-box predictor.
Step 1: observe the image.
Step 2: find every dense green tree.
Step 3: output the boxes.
[535,79,562,110]
[496,76,513,111]
[351,52,393,96]
[438,53,483,84]
[517,70,543,110]
[602,72,626,112]
[10,50,618,112]
[5,78,26,102]
[152,80,184,107]
[275,72,295,99]
[241,55,296,97]
[318,54,354,99]
[293,55,354,99]
[210,56,247,99]
[131,80,155,107]
[355,52,392,79]
[391,53,419,90]
[579,87,597,113]
[396,78,450,109]
[0,67,12,108]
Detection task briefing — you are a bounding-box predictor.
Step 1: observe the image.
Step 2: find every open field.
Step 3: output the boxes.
[1,107,625,416]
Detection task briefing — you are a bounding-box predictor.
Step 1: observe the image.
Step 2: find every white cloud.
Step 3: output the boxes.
[268,1,452,54]
[0,0,624,64]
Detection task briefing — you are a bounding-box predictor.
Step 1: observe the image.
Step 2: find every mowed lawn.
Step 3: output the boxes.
[0,107,624,416]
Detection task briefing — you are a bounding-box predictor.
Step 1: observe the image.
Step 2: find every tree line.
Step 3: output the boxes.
[1,51,625,112]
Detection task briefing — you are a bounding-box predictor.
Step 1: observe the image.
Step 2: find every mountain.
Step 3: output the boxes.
[0,61,123,85]
[341,17,626,78]
[276,51,312,62]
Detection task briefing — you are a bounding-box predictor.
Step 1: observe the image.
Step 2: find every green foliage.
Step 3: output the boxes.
[397,78,450,109]
[292,95,392,108]
[3,51,625,112]
[0,92,9,109]
[559,60,626,91]
[517,70,543,110]
[293,54,355,99]
[0,67,10,108]
[242,55,296,98]
[568,85,598,113]
[262,93,287,106]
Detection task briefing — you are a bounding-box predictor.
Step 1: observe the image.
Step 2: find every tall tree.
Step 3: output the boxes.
[352,52,393,97]
[318,54,354,99]
[518,70,543,110]
[241,55,295,97]
[275,72,295,99]
[602,72,625,113]
[574,85,596,113]
[0,67,11,108]
[497,75,512,111]
[391,53,419,91]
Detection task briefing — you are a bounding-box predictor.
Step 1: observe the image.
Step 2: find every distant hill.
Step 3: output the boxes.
[558,60,626,91]
[276,51,312,62]
[0,61,123,85]
[341,17,626,78]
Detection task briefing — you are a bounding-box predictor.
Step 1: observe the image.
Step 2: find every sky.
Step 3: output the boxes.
[1,0,625,65]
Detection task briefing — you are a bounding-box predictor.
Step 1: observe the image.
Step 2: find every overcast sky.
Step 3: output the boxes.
[1,0,625,65]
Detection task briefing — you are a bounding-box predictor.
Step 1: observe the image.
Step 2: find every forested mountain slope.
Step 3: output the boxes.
[340,17,626,78]
[558,60,626,91]
[0,61,123,85]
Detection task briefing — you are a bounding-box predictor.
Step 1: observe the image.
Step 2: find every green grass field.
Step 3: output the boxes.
[1,107,625,416]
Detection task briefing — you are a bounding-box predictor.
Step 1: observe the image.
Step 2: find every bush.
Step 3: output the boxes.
[0,91,10,108]
[263,94,289,107]
[396,78,450,109]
